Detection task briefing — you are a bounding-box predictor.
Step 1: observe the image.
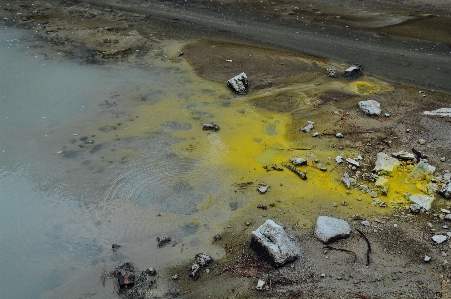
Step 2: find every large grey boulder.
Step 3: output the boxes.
[227,72,248,94]
[408,194,434,210]
[315,216,351,243]
[250,219,301,267]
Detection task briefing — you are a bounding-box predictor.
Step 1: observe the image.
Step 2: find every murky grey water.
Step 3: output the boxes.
[0,27,235,299]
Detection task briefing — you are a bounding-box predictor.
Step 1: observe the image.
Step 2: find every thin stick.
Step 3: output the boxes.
[356,228,371,266]
[323,245,357,263]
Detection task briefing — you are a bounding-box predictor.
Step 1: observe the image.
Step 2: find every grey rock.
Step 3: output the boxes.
[432,235,447,244]
[290,157,307,166]
[410,203,423,213]
[227,72,248,94]
[392,151,416,161]
[439,181,451,199]
[445,214,451,221]
[408,194,434,210]
[250,219,301,267]
[342,172,356,189]
[359,100,381,116]
[300,121,315,133]
[423,108,451,117]
[346,158,360,168]
[314,216,351,244]
[373,152,400,175]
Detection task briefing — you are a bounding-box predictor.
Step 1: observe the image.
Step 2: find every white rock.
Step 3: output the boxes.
[408,194,434,210]
[346,158,360,167]
[312,132,319,137]
[373,152,400,175]
[432,235,447,244]
[300,121,315,132]
[336,133,344,138]
[424,255,431,262]
[392,151,416,161]
[441,209,451,214]
[290,157,307,166]
[250,219,301,267]
[256,279,266,290]
[359,100,381,116]
[446,214,451,221]
[335,156,344,164]
[341,172,356,189]
[361,220,371,226]
[227,72,248,94]
[315,216,351,243]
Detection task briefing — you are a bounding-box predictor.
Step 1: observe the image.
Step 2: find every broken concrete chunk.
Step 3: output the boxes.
[290,157,307,166]
[250,219,301,267]
[341,172,356,189]
[432,235,447,244]
[373,152,400,175]
[408,194,434,210]
[359,100,381,116]
[300,121,315,132]
[227,72,248,94]
[392,151,416,161]
[314,216,351,244]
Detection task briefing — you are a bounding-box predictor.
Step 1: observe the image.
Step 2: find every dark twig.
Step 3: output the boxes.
[323,245,357,263]
[356,228,371,266]
[282,163,307,180]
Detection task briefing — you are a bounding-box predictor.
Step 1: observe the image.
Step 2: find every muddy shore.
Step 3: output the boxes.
[1,1,451,299]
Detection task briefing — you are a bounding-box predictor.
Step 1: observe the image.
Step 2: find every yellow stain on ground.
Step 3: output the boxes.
[350,80,392,94]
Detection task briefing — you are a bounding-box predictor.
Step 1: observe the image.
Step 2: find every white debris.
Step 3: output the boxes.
[290,157,307,166]
[225,59,232,62]
[424,255,431,262]
[336,133,344,138]
[335,156,344,164]
[408,194,434,210]
[227,72,248,94]
[373,152,400,175]
[300,121,315,132]
[256,279,266,291]
[358,100,381,116]
[257,183,270,194]
[312,132,319,137]
[392,151,416,161]
[423,108,451,117]
[432,235,447,244]
[346,158,360,168]
[361,220,371,226]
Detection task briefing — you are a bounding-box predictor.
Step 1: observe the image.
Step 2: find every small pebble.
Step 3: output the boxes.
[418,139,426,145]
[424,255,431,262]
[441,157,446,162]
[336,133,344,138]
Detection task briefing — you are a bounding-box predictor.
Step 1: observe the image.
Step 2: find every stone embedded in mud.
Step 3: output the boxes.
[290,157,307,166]
[373,152,400,175]
[314,216,351,244]
[256,183,270,194]
[446,214,451,221]
[250,219,301,267]
[300,121,315,133]
[408,194,434,210]
[358,100,381,116]
[227,72,248,94]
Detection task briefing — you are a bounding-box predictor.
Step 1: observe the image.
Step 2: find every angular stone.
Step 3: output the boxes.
[359,100,381,116]
[227,72,248,94]
[300,121,314,133]
[250,219,301,267]
[408,161,432,182]
[373,152,400,175]
[432,235,447,244]
[392,151,416,161]
[408,194,434,210]
[314,216,351,244]
[341,172,356,189]
[439,181,451,199]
